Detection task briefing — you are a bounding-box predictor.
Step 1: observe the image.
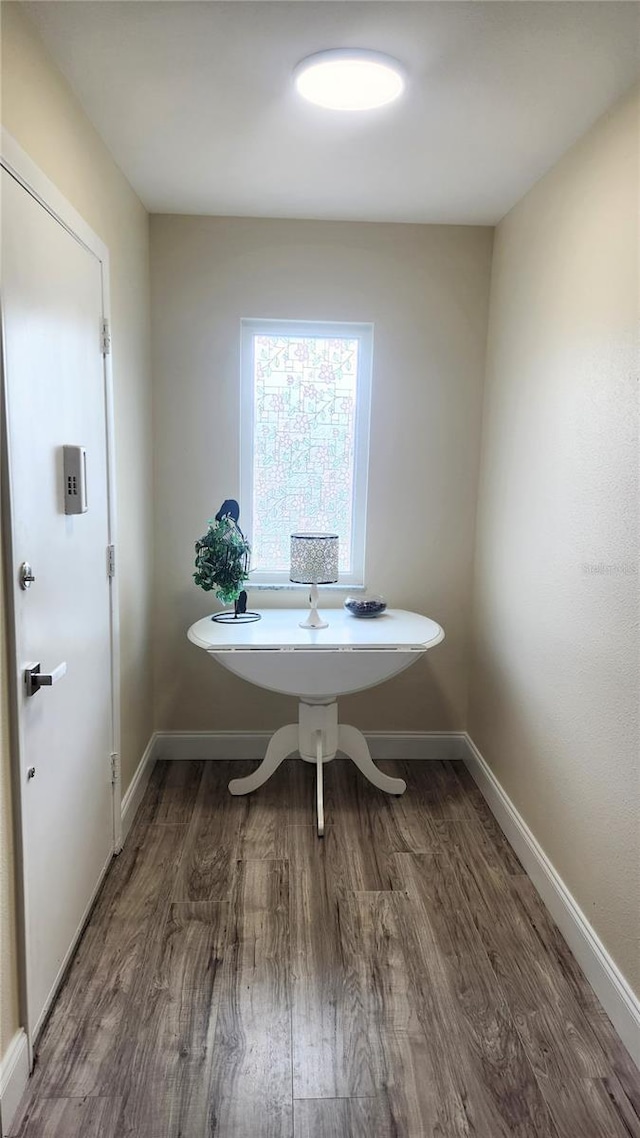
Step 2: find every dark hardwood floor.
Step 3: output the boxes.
[10,758,640,1137]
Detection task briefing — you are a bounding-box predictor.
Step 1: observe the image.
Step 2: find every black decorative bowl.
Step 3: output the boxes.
[344,594,387,618]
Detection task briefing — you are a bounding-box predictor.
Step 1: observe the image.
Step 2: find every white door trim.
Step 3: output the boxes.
[0,129,122,1062]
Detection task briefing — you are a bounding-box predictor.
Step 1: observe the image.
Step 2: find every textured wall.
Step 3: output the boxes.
[150,215,493,735]
[469,87,640,994]
[1,3,153,1060]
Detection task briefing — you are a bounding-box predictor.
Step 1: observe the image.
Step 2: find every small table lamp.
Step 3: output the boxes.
[290,533,339,629]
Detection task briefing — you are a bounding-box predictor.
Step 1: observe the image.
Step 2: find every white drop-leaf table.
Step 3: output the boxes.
[188,608,444,835]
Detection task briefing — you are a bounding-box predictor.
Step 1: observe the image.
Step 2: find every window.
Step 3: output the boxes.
[240,319,372,586]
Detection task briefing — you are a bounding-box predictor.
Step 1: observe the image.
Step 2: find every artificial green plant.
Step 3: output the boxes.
[193,515,251,605]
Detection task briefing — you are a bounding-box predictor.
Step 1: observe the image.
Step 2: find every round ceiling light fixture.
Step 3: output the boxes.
[294,49,406,111]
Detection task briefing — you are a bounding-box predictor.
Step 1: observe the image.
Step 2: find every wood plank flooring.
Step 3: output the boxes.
[11,758,640,1138]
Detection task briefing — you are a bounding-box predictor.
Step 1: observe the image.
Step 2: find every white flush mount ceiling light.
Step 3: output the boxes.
[294,49,406,111]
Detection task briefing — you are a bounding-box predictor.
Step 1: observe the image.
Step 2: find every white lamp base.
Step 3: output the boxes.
[299,582,328,629]
[299,610,328,630]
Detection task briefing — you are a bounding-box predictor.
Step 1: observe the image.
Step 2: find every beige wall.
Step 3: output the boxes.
[1,2,153,1057]
[469,88,640,994]
[150,215,493,734]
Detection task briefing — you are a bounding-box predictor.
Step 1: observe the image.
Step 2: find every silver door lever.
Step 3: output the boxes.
[25,662,67,697]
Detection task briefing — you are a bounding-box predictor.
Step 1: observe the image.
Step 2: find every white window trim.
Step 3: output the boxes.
[240,317,372,588]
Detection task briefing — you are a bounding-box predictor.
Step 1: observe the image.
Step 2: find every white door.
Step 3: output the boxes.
[2,168,115,1041]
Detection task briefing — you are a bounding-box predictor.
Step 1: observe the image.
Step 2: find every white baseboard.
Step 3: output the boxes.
[121,733,157,842]
[0,1030,29,1137]
[462,733,640,1068]
[151,730,467,764]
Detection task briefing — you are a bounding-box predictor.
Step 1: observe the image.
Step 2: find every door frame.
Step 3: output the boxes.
[0,129,122,1059]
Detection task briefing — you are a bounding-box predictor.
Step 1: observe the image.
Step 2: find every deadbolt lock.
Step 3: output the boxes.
[19,562,36,590]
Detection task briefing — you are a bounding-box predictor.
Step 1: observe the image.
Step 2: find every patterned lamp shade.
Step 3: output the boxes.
[290,533,339,584]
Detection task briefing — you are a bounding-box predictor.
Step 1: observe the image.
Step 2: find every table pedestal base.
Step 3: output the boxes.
[228,698,407,836]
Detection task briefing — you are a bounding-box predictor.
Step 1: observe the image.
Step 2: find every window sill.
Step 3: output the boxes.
[247,582,367,592]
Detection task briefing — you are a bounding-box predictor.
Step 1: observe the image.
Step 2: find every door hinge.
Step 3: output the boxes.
[110,753,120,785]
[107,544,116,578]
[101,318,111,356]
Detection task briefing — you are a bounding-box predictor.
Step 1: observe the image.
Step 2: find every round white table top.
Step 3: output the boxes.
[188,607,444,652]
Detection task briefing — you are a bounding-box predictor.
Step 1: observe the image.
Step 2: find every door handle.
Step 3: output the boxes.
[25,662,67,698]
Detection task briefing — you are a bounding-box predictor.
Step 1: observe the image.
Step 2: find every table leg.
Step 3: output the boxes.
[338,725,407,795]
[228,723,298,795]
[315,729,325,837]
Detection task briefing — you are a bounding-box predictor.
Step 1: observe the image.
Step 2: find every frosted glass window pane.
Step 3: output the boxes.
[251,335,358,572]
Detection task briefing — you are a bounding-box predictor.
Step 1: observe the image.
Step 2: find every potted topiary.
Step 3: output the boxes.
[193,499,259,623]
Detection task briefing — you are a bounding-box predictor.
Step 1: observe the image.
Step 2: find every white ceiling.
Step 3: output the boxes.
[24,1,640,225]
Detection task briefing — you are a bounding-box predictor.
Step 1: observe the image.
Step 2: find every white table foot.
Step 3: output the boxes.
[338,725,407,795]
[228,723,298,795]
[315,729,325,837]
